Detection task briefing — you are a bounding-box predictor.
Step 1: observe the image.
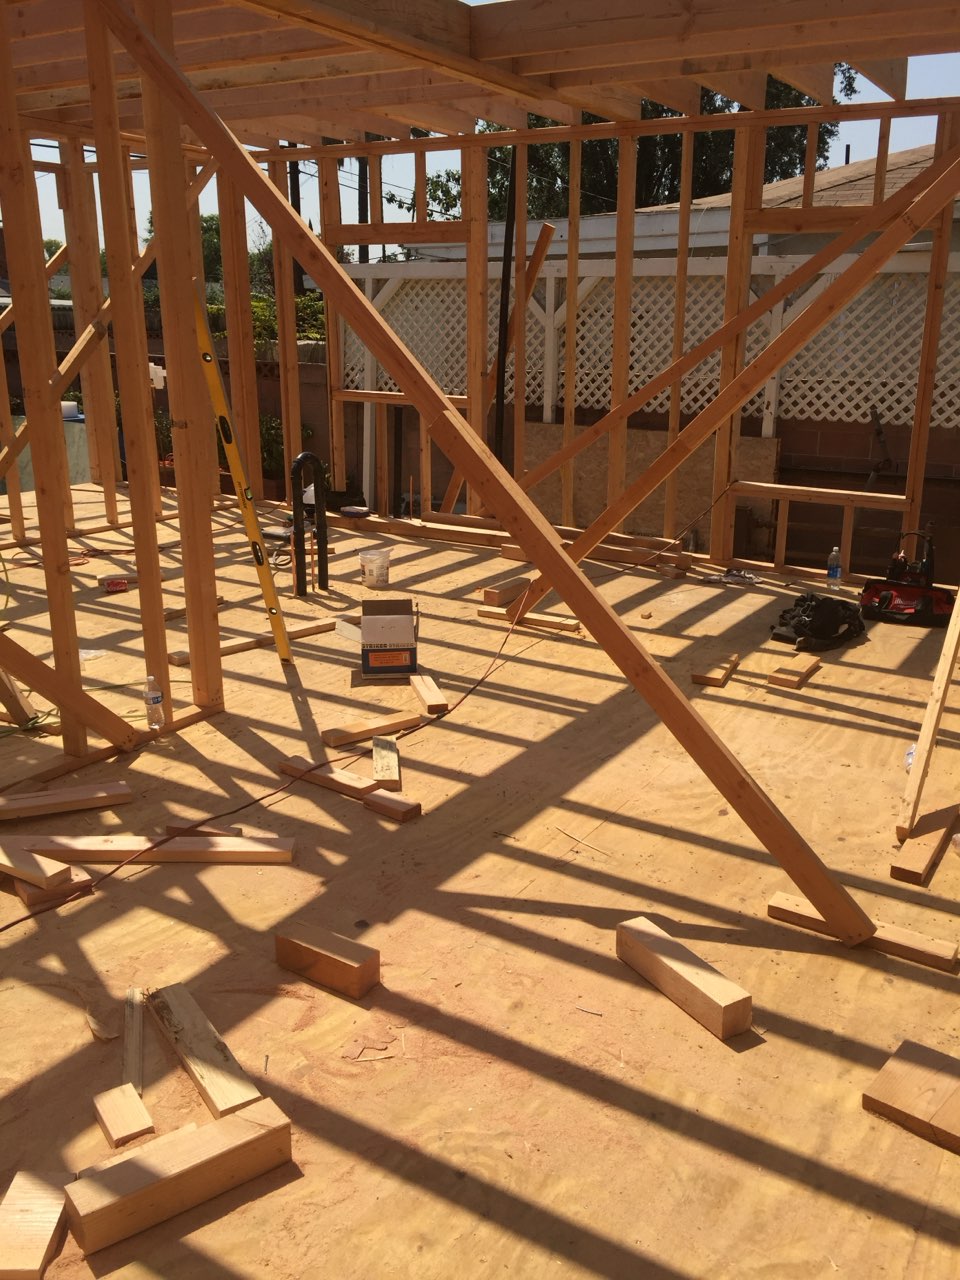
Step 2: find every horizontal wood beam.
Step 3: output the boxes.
[730,481,909,510]
[323,220,470,245]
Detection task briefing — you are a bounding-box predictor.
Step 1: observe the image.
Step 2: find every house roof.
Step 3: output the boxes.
[10,2,960,147]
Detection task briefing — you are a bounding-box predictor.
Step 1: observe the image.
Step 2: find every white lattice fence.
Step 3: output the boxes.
[343,278,546,402]
[344,263,960,429]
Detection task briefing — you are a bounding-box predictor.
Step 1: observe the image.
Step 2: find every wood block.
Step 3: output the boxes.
[275,923,380,998]
[767,654,821,689]
[616,915,752,1041]
[321,713,421,748]
[278,756,379,798]
[691,654,740,688]
[334,615,362,643]
[93,1083,155,1149]
[768,892,959,972]
[362,789,422,823]
[482,575,531,606]
[372,737,402,792]
[0,1171,67,1280]
[13,866,92,908]
[654,563,686,579]
[7,835,293,865]
[146,984,262,1118]
[0,667,38,727]
[79,1125,198,1178]
[478,605,580,633]
[890,807,959,885]
[863,1040,960,1149]
[64,1099,290,1255]
[410,672,448,715]
[0,844,71,890]
[0,782,133,822]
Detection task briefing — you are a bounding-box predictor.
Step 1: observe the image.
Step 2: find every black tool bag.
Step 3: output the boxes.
[859,532,954,627]
[771,593,865,652]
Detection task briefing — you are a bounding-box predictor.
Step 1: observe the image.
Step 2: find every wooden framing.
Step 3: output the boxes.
[8,1,960,961]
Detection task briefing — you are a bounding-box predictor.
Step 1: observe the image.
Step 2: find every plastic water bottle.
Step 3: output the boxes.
[905,742,916,772]
[827,546,842,591]
[143,675,165,731]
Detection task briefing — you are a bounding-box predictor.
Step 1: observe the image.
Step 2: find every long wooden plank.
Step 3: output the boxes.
[478,605,580,633]
[146,984,262,1118]
[768,892,958,972]
[275,923,380,998]
[168,619,336,666]
[78,1124,198,1178]
[0,782,133,822]
[362,789,421,823]
[321,713,421,748]
[616,915,752,1041]
[64,1098,290,1254]
[96,0,877,945]
[278,756,380,798]
[482,575,531,607]
[93,1083,155,1149]
[2,835,294,865]
[0,1171,67,1280]
[0,844,71,890]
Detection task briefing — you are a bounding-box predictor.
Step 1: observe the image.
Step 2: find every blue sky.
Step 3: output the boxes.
[31,54,960,250]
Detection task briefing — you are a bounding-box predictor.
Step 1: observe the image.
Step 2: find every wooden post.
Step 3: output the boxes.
[513,143,528,482]
[609,133,637,528]
[375,402,389,514]
[0,6,86,753]
[217,171,263,499]
[138,0,223,711]
[418,411,431,514]
[561,138,581,526]
[902,114,958,535]
[711,125,763,561]
[86,0,175,715]
[270,159,300,501]
[663,131,693,539]
[316,155,344,490]
[183,159,220,502]
[0,355,25,540]
[96,0,880,945]
[59,138,121,526]
[464,144,487,515]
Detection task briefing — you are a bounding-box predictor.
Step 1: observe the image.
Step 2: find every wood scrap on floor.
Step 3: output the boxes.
[890,805,959,885]
[275,922,380,999]
[362,789,422,823]
[372,737,402,791]
[482,575,531,606]
[278,756,379,798]
[0,667,38,727]
[616,915,752,1040]
[767,653,821,689]
[168,619,335,666]
[63,1098,291,1255]
[477,605,581,633]
[767,891,959,972]
[163,595,224,622]
[13,866,93,908]
[321,712,421,748]
[146,983,262,1118]
[0,843,72,889]
[691,654,740,688]
[334,615,361,643]
[1,834,294,865]
[78,1125,199,1178]
[0,1170,67,1280]
[0,781,133,822]
[410,671,448,714]
[93,1082,154,1149]
[863,1040,960,1153]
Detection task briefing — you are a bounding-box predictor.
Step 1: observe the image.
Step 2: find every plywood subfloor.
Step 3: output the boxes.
[2,486,960,1278]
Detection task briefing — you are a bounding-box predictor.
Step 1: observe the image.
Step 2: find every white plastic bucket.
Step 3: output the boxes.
[359,548,390,588]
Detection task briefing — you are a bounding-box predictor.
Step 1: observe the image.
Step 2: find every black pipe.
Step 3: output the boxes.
[291,451,329,594]
[493,146,517,463]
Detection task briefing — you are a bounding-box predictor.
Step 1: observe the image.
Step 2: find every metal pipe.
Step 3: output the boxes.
[291,451,329,594]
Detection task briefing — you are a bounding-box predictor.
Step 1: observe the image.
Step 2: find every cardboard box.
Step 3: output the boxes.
[360,599,417,676]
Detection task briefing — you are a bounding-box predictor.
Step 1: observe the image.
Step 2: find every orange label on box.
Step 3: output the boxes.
[369,650,412,668]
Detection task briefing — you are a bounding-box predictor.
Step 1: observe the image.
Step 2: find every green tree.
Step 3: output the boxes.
[392,70,858,222]
[43,237,64,260]
[142,210,223,282]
